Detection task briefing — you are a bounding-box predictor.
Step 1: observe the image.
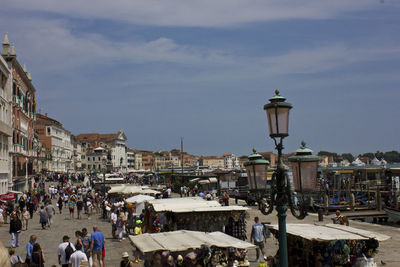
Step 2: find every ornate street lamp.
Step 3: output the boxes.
[288,141,321,217]
[244,148,269,193]
[246,89,317,267]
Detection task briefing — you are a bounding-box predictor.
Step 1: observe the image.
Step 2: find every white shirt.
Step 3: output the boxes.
[58,242,76,265]
[111,212,117,224]
[69,250,88,267]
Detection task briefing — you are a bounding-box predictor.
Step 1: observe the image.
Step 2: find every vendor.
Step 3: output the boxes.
[333,210,347,225]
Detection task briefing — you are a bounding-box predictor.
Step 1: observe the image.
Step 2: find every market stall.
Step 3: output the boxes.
[107,184,158,196]
[144,197,248,240]
[125,194,155,215]
[266,224,390,267]
[129,230,256,266]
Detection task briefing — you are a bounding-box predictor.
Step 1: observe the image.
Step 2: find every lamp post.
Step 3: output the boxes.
[245,90,319,267]
[102,158,107,197]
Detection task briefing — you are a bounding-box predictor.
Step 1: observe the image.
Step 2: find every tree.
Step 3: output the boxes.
[375,151,384,160]
[341,153,354,163]
[361,153,374,160]
[383,151,400,163]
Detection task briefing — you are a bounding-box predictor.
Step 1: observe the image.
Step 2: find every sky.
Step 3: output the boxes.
[1,0,399,157]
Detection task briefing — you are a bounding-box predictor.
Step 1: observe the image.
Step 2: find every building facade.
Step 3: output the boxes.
[198,156,224,169]
[126,148,135,170]
[2,35,37,192]
[76,130,127,172]
[86,147,108,172]
[222,154,240,169]
[133,150,142,170]
[34,113,73,172]
[0,42,12,194]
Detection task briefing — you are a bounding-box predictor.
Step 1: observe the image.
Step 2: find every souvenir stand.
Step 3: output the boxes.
[107,184,159,197]
[125,194,155,215]
[266,224,390,267]
[144,197,248,240]
[129,230,256,266]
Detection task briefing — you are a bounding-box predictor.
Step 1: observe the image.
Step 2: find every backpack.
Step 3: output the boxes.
[65,242,75,261]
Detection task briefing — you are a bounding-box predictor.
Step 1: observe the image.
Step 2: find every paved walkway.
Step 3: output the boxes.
[1,196,399,266]
[0,199,135,266]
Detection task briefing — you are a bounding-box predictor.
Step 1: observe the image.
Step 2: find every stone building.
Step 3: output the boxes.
[222,154,240,169]
[34,113,73,172]
[76,130,127,172]
[198,156,224,169]
[0,38,12,194]
[2,34,37,192]
[126,148,135,170]
[132,149,143,170]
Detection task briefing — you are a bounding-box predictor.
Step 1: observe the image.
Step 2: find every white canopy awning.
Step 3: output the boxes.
[125,194,155,203]
[266,224,388,242]
[147,197,247,213]
[324,224,390,242]
[129,230,256,253]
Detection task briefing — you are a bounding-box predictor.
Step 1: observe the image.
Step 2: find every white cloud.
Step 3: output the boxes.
[2,0,382,27]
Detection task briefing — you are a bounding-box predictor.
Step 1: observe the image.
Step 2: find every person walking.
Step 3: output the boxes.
[27,199,35,219]
[57,196,63,214]
[31,243,45,267]
[9,212,22,248]
[120,252,134,267]
[250,217,267,263]
[45,202,55,228]
[69,243,88,267]
[58,235,76,267]
[76,197,83,220]
[116,213,125,242]
[110,209,117,239]
[81,228,91,261]
[68,197,76,220]
[38,206,48,230]
[8,247,22,265]
[90,225,105,267]
[25,235,36,265]
[21,208,30,230]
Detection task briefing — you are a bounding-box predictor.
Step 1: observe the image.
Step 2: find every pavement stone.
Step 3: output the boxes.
[1,194,399,266]
[0,198,137,266]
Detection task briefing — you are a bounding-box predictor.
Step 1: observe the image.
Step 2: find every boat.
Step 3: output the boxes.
[384,207,400,223]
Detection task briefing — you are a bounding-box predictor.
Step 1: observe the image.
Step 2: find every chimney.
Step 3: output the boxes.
[23,64,27,73]
[45,113,48,117]
[2,33,10,55]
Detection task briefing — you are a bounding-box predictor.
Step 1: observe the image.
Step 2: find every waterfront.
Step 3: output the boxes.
[1,187,400,266]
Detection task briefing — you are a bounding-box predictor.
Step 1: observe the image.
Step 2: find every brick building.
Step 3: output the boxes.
[2,34,37,191]
[0,36,12,194]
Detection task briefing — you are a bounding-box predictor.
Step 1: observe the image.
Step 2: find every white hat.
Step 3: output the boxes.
[122,252,129,258]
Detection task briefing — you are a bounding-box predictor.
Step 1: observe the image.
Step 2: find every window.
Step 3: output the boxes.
[47,127,51,135]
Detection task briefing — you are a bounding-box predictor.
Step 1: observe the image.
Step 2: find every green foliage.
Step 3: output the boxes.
[341,153,354,162]
[360,153,374,159]
[383,151,400,163]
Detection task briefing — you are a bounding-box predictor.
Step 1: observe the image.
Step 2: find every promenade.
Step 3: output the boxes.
[1,195,400,266]
[0,197,132,266]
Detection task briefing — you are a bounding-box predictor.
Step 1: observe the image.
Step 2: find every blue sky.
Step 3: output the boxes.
[1,0,399,156]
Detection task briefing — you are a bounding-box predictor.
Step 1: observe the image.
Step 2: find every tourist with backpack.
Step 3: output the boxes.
[57,235,76,267]
[68,198,75,220]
